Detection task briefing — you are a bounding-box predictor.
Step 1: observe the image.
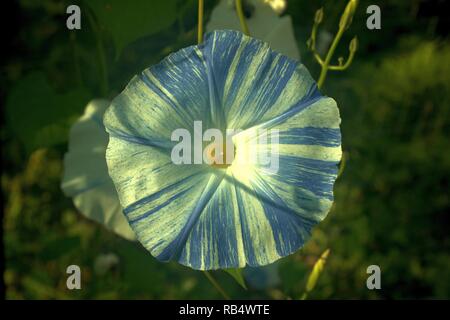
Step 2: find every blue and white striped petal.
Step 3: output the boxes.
[104,30,341,270]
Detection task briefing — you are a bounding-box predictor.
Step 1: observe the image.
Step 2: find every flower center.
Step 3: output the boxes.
[205,141,236,169]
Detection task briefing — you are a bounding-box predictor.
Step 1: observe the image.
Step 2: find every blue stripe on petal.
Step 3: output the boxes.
[201,31,244,107]
[279,127,341,147]
[124,171,201,215]
[179,181,244,269]
[253,84,322,130]
[129,187,191,224]
[156,172,225,263]
[275,156,338,200]
[251,174,318,255]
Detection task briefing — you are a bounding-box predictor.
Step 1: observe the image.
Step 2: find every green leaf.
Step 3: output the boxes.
[5,72,90,152]
[87,0,178,57]
[224,268,247,289]
[301,249,330,299]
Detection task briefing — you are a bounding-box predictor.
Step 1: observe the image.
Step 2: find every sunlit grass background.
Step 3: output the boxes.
[2,0,449,299]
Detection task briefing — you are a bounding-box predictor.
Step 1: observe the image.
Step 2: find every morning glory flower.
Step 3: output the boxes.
[61,99,136,241]
[104,30,341,270]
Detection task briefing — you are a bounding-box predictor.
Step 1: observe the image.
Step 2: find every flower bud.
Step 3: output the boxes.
[349,36,358,53]
[314,8,324,24]
[339,0,358,30]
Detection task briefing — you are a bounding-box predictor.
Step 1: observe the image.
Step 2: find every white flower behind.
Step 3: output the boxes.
[61,99,136,241]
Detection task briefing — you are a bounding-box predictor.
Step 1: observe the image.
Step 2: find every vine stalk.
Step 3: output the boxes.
[198,0,204,44]
[235,0,250,36]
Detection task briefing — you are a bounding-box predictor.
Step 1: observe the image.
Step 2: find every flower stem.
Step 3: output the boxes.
[203,271,230,300]
[235,0,250,36]
[197,0,204,44]
[317,26,345,89]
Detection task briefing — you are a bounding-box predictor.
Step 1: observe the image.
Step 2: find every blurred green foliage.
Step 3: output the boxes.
[2,0,449,299]
[87,0,178,57]
[6,72,90,152]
